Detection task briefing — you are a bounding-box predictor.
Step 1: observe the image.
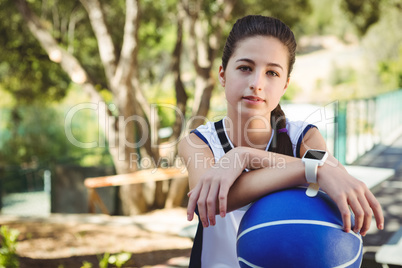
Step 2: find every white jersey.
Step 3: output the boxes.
[189,117,316,268]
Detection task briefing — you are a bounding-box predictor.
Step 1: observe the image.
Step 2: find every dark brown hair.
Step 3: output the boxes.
[222,15,295,156]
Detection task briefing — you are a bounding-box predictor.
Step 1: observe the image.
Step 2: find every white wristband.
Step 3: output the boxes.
[304,160,318,184]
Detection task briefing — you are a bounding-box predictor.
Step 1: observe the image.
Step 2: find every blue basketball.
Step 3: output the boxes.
[237,187,362,268]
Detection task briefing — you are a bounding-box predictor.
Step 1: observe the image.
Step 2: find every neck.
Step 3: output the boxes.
[224,115,272,149]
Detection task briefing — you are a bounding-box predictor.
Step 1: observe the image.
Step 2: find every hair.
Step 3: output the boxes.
[222,15,295,156]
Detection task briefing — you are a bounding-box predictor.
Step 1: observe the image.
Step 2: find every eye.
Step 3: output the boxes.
[238,66,252,72]
[267,71,279,77]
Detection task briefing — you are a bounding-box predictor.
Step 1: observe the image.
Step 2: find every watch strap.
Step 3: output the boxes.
[304,160,318,183]
[304,160,319,197]
[306,183,320,197]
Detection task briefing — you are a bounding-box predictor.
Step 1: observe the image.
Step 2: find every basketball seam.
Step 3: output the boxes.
[238,257,264,268]
[237,220,343,241]
[237,220,363,268]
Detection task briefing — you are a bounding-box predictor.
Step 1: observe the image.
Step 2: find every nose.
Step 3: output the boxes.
[249,71,264,91]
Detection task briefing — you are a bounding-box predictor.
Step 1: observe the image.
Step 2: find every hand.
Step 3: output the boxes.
[318,162,384,236]
[187,148,246,227]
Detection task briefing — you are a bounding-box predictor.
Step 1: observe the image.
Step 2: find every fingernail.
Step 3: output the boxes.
[220,212,225,218]
[187,214,191,221]
[379,223,384,230]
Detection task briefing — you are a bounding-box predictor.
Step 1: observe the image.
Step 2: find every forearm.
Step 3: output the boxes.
[225,160,306,213]
[231,146,300,170]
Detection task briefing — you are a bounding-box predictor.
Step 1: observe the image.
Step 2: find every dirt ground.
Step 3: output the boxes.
[0,208,193,268]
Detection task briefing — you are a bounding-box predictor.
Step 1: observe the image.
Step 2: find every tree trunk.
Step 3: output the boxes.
[164,5,189,208]
[184,0,235,130]
[16,0,152,215]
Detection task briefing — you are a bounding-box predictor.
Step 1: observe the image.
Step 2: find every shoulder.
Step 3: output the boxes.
[286,119,316,142]
[178,121,217,159]
[191,121,217,137]
[285,118,327,156]
[286,118,314,130]
[285,118,319,157]
[178,132,211,159]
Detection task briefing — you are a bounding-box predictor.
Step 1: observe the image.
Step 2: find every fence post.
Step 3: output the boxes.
[335,101,347,165]
[44,170,51,196]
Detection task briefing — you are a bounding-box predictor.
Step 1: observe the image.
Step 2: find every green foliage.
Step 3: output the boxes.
[98,252,110,268]
[0,226,20,268]
[282,82,302,101]
[0,87,113,169]
[340,0,381,36]
[108,252,132,268]
[329,64,357,86]
[80,252,132,268]
[328,64,359,100]
[295,0,355,40]
[379,45,402,89]
[235,0,312,28]
[359,4,402,94]
[80,262,92,268]
[0,1,70,104]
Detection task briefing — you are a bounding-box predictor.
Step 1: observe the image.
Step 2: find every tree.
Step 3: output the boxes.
[14,0,152,214]
[341,0,402,36]
[0,0,70,103]
[9,0,313,214]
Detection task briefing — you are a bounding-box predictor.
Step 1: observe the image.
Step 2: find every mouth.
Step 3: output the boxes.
[242,95,265,102]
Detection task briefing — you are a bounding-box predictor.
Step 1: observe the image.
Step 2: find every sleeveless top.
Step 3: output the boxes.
[189,117,316,268]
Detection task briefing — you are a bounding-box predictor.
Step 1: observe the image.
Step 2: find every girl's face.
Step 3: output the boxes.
[219,36,290,120]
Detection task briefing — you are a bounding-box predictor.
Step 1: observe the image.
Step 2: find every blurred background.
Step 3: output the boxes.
[0,0,401,267]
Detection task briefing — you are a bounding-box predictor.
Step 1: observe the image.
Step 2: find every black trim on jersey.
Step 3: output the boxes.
[191,129,213,153]
[189,206,203,268]
[214,119,276,153]
[214,120,232,154]
[188,130,210,268]
[296,124,317,158]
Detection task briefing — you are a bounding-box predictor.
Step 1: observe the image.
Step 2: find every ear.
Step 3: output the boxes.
[218,65,225,87]
[282,77,290,96]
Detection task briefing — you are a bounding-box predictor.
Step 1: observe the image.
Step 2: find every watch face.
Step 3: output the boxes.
[304,150,326,160]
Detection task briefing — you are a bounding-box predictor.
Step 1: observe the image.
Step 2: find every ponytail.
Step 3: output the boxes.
[271,104,293,156]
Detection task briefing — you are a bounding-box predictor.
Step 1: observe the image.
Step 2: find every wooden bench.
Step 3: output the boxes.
[375,227,402,267]
[84,167,188,214]
[84,165,394,215]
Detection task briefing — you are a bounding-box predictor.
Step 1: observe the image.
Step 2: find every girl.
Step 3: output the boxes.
[178,15,384,267]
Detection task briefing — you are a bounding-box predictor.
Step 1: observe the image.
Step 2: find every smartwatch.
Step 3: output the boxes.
[302,149,328,197]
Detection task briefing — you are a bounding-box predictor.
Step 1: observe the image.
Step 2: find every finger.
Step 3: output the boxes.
[218,182,230,218]
[348,195,364,234]
[206,181,220,226]
[337,197,352,232]
[187,190,193,197]
[187,183,201,221]
[366,191,384,230]
[357,194,373,236]
[197,181,212,228]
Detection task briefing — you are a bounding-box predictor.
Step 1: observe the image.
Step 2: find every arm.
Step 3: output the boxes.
[299,128,384,235]
[180,128,384,236]
[179,133,306,228]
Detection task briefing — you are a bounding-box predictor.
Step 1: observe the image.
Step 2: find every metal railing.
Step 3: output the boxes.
[334,89,402,164]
